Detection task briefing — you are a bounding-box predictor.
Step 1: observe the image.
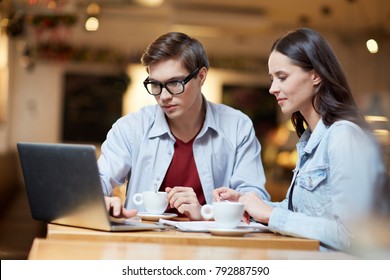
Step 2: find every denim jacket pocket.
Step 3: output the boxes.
[299,168,327,191]
[296,167,330,214]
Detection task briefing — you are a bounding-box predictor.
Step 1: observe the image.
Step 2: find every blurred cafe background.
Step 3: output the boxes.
[0,0,389,259]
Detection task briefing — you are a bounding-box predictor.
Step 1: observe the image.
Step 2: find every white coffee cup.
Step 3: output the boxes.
[200,202,245,229]
[132,191,168,215]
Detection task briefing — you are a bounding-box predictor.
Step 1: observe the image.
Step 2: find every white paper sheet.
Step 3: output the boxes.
[158,219,269,232]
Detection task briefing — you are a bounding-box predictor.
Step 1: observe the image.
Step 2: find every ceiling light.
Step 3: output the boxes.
[87,3,100,15]
[134,0,165,8]
[366,39,379,54]
[85,16,99,32]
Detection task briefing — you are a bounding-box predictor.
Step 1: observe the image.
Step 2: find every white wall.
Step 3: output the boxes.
[0,24,9,153]
[8,42,63,150]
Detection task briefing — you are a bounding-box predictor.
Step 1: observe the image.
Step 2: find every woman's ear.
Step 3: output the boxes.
[312,71,322,86]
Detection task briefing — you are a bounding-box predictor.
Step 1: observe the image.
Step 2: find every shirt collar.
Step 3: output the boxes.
[198,96,218,137]
[149,106,171,138]
[148,95,218,139]
[297,118,328,154]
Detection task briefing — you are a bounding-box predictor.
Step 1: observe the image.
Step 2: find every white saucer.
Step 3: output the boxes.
[137,212,178,222]
[208,227,253,237]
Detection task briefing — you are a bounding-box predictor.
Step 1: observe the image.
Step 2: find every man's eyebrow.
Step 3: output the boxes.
[148,74,186,82]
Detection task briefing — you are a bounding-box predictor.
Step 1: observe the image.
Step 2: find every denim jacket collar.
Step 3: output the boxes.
[297,118,328,155]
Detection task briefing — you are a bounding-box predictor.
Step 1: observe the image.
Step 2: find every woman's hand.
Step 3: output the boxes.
[239,192,273,224]
[212,186,241,202]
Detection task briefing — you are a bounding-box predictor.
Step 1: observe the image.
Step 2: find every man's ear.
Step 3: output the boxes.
[198,67,207,85]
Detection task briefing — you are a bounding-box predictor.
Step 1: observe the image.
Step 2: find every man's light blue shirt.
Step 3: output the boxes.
[98,98,270,211]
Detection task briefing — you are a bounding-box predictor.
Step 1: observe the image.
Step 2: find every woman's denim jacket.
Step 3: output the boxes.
[267,119,385,251]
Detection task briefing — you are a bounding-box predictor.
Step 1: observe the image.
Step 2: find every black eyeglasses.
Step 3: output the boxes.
[143,68,200,96]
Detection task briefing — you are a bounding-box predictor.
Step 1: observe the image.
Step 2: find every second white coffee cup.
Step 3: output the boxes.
[200,202,244,229]
[132,191,168,215]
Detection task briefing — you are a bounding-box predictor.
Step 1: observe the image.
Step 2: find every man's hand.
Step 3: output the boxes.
[165,186,202,220]
[104,196,138,218]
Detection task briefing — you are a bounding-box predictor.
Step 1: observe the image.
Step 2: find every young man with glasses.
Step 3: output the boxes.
[100,32,270,220]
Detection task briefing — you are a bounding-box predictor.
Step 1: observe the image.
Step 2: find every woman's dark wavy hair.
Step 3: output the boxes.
[270,28,368,137]
[141,32,209,73]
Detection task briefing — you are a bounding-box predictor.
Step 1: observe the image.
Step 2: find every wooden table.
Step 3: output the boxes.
[46,223,319,251]
[29,238,352,260]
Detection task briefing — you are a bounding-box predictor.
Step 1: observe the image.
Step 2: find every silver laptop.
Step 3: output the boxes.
[17,142,164,232]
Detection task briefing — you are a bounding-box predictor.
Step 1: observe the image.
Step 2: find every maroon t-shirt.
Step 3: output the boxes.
[160,135,205,216]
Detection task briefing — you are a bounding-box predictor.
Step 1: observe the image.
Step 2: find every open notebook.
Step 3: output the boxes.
[17,142,164,232]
